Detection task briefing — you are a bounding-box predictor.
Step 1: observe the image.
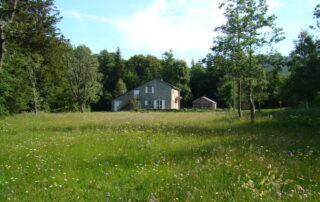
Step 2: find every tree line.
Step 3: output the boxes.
[0,0,319,120]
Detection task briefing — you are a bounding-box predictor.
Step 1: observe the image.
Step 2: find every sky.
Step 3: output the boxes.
[55,0,319,64]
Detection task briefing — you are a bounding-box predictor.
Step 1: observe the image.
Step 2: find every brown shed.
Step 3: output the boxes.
[192,96,217,109]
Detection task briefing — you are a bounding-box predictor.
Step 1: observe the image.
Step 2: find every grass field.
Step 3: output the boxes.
[0,110,320,201]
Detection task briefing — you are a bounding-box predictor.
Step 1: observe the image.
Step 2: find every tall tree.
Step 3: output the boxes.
[92,49,116,111]
[162,51,191,106]
[0,0,18,70]
[68,45,102,112]
[284,31,320,108]
[124,54,162,89]
[213,0,248,117]
[1,0,74,114]
[257,53,287,108]
[243,0,284,121]
[213,0,284,121]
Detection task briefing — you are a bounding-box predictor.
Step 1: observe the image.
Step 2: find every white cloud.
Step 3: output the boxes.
[62,0,294,60]
[63,0,225,61]
[62,10,115,24]
[266,0,282,10]
[113,0,225,57]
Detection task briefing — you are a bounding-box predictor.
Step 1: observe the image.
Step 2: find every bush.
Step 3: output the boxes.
[129,99,141,111]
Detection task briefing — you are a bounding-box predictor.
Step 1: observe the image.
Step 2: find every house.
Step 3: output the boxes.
[192,96,217,109]
[112,79,181,112]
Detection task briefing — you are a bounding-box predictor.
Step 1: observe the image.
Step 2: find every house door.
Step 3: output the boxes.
[114,101,121,111]
[154,100,165,109]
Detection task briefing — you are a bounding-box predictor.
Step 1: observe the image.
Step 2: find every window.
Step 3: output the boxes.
[145,100,151,106]
[145,86,154,93]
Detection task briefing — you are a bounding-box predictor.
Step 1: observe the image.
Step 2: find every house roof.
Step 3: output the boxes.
[192,96,217,104]
[112,78,180,101]
[154,78,180,90]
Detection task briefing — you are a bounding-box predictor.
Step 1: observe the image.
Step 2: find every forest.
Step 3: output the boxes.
[0,0,319,118]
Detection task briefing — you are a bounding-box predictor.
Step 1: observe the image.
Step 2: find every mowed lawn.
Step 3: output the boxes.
[0,110,320,201]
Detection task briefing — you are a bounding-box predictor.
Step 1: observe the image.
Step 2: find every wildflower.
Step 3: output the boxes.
[297,185,305,191]
[277,192,282,197]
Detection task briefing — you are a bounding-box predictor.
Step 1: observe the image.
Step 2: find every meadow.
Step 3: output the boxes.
[0,110,320,201]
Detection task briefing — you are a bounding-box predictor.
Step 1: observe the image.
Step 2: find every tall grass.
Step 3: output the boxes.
[0,110,319,201]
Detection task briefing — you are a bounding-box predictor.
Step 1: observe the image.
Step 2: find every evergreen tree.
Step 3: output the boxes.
[92,49,116,111]
[114,78,127,98]
[1,0,74,114]
[0,0,18,70]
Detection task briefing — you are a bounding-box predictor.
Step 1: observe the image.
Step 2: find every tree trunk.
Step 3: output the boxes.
[32,83,38,114]
[237,80,242,118]
[0,25,5,69]
[233,78,236,112]
[249,80,255,122]
[26,65,38,114]
[79,102,84,113]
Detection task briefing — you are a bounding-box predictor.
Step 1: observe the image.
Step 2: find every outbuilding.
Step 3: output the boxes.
[192,96,217,109]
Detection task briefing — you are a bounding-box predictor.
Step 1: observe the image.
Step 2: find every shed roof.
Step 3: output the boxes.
[192,96,217,104]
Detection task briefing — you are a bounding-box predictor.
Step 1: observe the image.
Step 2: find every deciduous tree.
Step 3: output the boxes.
[68,45,102,112]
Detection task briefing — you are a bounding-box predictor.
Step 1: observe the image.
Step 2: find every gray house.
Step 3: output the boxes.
[112,79,181,112]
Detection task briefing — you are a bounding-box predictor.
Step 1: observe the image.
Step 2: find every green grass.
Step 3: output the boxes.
[0,110,320,201]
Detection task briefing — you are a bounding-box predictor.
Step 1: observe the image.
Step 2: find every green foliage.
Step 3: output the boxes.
[91,50,116,111]
[257,53,288,108]
[68,45,102,112]
[114,47,125,85]
[213,0,284,120]
[0,110,320,200]
[0,0,75,114]
[124,54,162,90]
[129,99,141,111]
[284,31,320,107]
[113,78,127,98]
[310,92,320,107]
[162,51,191,106]
[0,69,13,116]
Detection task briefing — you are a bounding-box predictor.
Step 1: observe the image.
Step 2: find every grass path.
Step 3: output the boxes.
[0,110,320,201]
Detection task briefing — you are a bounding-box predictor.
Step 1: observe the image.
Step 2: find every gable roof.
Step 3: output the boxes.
[192,96,217,104]
[152,78,180,90]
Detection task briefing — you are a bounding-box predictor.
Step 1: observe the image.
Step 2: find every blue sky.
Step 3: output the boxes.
[55,0,319,63]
